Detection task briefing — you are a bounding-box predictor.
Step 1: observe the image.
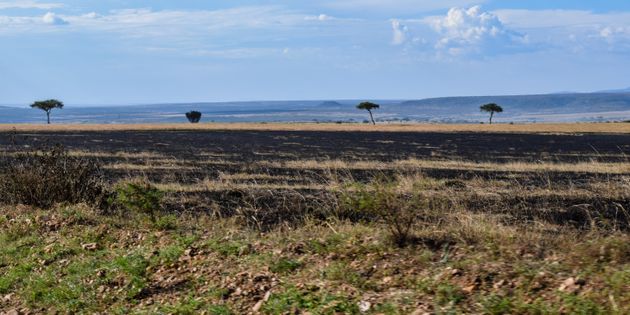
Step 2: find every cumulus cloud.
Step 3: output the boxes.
[599,26,629,40]
[597,26,630,51]
[42,11,67,25]
[0,1,62,10]
[391,19,408,45]
[428,6,526,55]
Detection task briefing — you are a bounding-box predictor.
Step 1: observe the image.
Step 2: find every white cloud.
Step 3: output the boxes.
[598,26,630,48]
[0,0,62,10]
[82,12,100,19]
[0,6,367,60]
[599,26,630,40]
[190,48,283,59]
[304,14,333,21]
[0,6,313,36]
[324,0,486,13]
[391,19,408,45]
[494,9,630,52]
[42,12,67,25]
[426,6,526,55]
[494,9,630,29]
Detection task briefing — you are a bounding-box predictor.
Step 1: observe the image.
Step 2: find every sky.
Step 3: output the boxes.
[1,0,630,105]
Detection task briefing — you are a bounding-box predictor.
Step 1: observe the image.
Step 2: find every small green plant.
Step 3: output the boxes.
[435,283,465,306]
[263,287,359,314]
[154,214,178,230]
[113,253,150,299]
[206,239,250,257]
[109,181,164,222]
[207,305,232,315]
[481,294,514,315]
[270,258,302,274]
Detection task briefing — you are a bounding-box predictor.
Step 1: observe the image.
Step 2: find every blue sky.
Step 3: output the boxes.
[1,0,629,105]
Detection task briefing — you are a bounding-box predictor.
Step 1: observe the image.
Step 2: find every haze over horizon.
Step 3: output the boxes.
[2,0,630,105]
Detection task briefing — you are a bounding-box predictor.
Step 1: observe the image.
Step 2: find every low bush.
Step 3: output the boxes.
[185,111,202,123]
[338,177,429,247]
[0,145,109,209]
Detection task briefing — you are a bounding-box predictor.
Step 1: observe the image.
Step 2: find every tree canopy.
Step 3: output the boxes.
[356,102,380,111]
[480,103,503,124]
[480,103,503,114]
[30,99,64,124]
[356,101,380,125]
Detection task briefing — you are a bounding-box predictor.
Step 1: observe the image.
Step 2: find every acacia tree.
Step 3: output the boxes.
[357,101,380,125]
[31,99,64,124]
[185,111,202,123]
[480,103,503,124]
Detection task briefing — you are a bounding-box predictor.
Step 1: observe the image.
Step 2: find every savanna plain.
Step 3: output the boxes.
[1,123,630,314]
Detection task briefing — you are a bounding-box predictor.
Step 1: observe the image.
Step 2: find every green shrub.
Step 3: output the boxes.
[109,181,163,222]
[185,111,202,123]
[338,178,425,247]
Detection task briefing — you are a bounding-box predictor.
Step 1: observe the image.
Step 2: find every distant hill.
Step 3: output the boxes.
[596,87,630,94]
[318,101,344,108]
[1,92,630,123]
[397,93,630,116]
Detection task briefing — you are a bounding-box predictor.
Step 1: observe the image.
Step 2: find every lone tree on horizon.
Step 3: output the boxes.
[480,103,503,125]
[357,101,380,125]
[31,99,64,124]
[186,111,202,123]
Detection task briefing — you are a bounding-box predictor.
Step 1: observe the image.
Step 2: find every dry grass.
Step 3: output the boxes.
[0,150,166,159]
[9,150,627,175]
[104,163,197,171]
[264,158,630,174]
[1,122,630,134]
[153,180,329,192]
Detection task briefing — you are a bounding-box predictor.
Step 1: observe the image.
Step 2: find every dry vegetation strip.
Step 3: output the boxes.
[62,153,630,174]
[262,158,630,174]
[1,122,630,133]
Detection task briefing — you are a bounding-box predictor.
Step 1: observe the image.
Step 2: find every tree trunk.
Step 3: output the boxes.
[489,111,494,125]
[368,110,375,125]
[46,111,51,124]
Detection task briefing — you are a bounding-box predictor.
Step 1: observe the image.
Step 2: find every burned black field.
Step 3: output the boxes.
[3,130,629,163]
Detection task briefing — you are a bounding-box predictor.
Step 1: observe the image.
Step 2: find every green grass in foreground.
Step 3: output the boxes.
[0,204,629,314]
